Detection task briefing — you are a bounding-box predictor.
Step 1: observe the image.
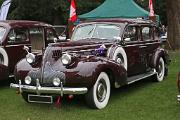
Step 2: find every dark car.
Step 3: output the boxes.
[10,18,170,109]
[177,72,180,101]
[0,20,59,81]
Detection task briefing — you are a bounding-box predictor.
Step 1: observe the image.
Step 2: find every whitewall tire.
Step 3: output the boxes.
[156,57,165,82]
[112,47,127,70]
[0,47,8,66]
[85,72,110,109]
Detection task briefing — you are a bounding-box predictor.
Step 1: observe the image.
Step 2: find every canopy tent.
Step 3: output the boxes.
[78,0,159,23]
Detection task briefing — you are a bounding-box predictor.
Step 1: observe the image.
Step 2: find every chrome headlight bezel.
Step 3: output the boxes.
[61,53,72,65]
[53,77,61,86]
[26,53,36,64]
[25,76,32,85]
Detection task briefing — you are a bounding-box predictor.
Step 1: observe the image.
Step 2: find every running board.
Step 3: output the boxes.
[127,69,156,85]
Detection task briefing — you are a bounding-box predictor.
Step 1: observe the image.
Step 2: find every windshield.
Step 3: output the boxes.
[71,23,121,41]
[0,27,6,41]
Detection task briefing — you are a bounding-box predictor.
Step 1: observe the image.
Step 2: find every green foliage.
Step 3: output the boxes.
[2,0,166,25]
[135,0,167,25]
[6,0,104,25]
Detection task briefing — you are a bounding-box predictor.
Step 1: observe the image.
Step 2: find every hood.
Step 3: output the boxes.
[49,39,113,52]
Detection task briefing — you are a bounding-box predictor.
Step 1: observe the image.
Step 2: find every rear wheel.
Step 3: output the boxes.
[85,72,110,109]
[155,57,165,82]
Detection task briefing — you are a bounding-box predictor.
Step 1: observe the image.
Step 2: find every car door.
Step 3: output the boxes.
[139,25,160,72]
[4,27,30,74]
[123,25,143,77]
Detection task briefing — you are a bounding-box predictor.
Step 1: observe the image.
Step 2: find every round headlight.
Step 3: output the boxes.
[25,76,31,84]
[26,53,35,64]
[53,78,61,86]
[61,53,71,65]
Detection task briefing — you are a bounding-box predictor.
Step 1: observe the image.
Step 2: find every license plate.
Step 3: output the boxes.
[28,94,53,104]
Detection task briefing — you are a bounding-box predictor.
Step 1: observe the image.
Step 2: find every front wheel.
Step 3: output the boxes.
[155,57,165,82]
[85,72,110,109]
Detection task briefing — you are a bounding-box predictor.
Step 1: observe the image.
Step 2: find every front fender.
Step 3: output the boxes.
[14,58,39,83]
[62,56,127,88]
[0,64,8,80]
[151,47,170,69]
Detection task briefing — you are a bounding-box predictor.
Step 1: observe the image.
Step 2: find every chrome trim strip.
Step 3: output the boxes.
[10,81,88,95]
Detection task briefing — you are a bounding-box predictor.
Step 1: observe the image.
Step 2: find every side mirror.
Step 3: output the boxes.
[124,38,130,41]
[9,36,16,41]
[58,36,66,41]
[113,36,121,41]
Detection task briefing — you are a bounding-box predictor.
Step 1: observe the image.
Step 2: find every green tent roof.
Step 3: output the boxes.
[79,0,158,20]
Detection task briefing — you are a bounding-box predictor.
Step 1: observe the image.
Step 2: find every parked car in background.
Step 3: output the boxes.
[177,72,180,101]
[53,25,67,40]
[0,20,59,81]
[10,18,170,109]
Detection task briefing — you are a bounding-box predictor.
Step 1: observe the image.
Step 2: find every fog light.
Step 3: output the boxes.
[53,78,61,86]
[25,76,31,84]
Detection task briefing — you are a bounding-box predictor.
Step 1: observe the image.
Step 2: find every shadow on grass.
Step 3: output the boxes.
[17,77,157,110]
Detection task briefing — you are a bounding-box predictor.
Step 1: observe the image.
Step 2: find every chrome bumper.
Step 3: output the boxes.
[10,80,88,96]
[177,95,180,101]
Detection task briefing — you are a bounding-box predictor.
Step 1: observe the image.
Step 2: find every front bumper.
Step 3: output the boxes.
[177,95,180,101]
[10,79,88,96]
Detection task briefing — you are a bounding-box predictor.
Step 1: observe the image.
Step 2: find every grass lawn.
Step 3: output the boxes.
[0,51,180,120]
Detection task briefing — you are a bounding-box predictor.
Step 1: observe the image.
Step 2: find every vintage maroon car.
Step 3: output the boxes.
[0,20,59,81]
[177,72,180,101]
[10,19,170,109]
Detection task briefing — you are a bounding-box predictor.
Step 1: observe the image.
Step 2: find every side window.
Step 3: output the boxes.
[124,26,137,42]
[8,28,28,43]
[142,26,153,41]
[46,28,57,41]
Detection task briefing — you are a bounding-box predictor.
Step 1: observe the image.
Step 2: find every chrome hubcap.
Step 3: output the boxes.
[158,61,163,78]
[96,79,107,102]
[116,54,124,67]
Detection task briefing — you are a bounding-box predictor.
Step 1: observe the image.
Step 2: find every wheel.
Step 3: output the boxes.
[85,72,110,109]
[112,47,127,70]
[0,47,8,66]
[21,92,29,103]
[155,57,165,82]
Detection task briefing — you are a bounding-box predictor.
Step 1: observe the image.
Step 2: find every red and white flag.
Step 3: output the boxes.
[149,0,155,16]
[69,0,77,22]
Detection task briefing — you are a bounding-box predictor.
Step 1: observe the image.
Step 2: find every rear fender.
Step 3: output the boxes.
[151,48,169,75]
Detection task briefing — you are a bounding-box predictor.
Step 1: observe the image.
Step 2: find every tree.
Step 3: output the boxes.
[166,0,180,50]
[7,0,103,25]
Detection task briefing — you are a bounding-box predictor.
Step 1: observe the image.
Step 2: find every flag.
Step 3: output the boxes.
[149,0,154,17]
[0,0,11,20]
[69,0,77,22]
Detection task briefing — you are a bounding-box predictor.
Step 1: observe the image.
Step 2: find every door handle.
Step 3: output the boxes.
[139,46,147,48]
